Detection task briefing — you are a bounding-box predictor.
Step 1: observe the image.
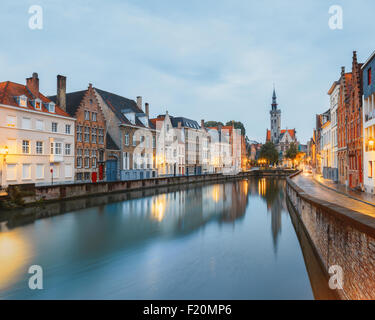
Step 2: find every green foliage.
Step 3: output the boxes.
[6,186,25,207]
[259,142,279,165]
[204,121,224,128]
[285,143,298,160]
[225,121,246,136]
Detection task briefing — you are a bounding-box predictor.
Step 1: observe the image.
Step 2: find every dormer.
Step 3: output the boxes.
[16,95,28,107]
[122,109,135,124]
[137,114,148,127]
[45,102,55,113]
[32,98,42,110]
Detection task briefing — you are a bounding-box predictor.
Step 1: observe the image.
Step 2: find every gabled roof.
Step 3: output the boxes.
[94,88,155,129]
[280,129,296,139]
[0,81,70,117]
[106,132,120,150]
[152,114,200,130]
[49,90,86,117]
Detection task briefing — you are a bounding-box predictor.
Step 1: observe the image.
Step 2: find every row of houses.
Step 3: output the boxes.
[307,51,375,194]
[0,73,247,188]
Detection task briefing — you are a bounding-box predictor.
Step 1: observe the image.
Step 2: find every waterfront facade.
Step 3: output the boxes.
[362,51,375,194]
[347,52,363,190]
[327,80,340,181]
[320,109,332,177]
[94,92,157,180]
[0,73,75,187]
[50,80,107,182]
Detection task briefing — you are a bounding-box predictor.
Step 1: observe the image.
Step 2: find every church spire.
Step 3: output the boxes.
[271,85,278,110]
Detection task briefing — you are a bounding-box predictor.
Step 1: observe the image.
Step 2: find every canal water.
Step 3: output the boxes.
[0,178,328,299]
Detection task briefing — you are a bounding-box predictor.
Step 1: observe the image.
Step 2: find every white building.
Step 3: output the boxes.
[320,109,332,176]
[0,73,75,187]
[328,81,340,181]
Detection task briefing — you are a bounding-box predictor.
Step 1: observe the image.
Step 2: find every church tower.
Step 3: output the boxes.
[270,87,281,143]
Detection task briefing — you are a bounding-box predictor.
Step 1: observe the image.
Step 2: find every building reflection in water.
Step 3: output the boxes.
[252,178,286,254]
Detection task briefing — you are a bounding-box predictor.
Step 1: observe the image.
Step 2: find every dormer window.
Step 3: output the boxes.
[17,95,28,107]
[47,102,55,113]
[32,99,42,110]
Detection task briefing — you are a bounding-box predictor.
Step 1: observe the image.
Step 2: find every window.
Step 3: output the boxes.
[22,117,31,129]
[152,136,156,148]
[84,127,90,142]
[98,128,104,144]
[48,102,55,113]
[92,157,97,168]
[77,149,83,168]
[55,143,62,155]
[369,161,373,178]
[36,119,44,131]
[18,96,27,107]
[92,128,97,143]
[84,110,90,120]
[6,164,17,180]
[65,143,71,155]
[36,164,44,179]
[52,122,58,133]
[133,135,137,146]
[125,133,129,146]
[99,150,104,162]
[65,124,71,134]
[92,112,97,122]
[6,115,16,128]
[65,165,72,178]
[52,165,59,178]
[22,140,30,154]
[77,125,82,142]
[36,141,43,154]
[84,149,90,168]
[368,68,372,85]
[33,99,42,110]
[22,164,31,180]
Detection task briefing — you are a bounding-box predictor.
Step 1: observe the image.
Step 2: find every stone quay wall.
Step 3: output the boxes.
[2,169,296,206]
[287,171,375,300]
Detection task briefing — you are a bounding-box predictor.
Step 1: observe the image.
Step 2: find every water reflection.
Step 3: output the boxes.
[250,178,286,253]
[0,178,318,299]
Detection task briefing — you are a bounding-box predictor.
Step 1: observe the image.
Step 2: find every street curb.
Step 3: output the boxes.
[312,176,375,208]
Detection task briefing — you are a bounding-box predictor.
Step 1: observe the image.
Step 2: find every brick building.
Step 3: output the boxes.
[347,51,364,189]
[50,78,107,182]
[337,67,352,186]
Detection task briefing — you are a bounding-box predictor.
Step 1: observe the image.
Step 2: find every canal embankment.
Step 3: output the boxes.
[0,169,296,209]
[286,171,375,300]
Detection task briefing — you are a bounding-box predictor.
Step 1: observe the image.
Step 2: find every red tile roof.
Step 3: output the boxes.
[281,129,296,139]
[0,81,70,117]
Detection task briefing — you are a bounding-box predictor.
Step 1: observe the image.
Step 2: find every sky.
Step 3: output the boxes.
[1,0,375,143]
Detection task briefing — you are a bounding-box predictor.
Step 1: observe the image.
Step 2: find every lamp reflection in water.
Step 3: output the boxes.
[151,194,167,222]
[258,178,267,196]
[211,185,220,203]
[0,231,30,291]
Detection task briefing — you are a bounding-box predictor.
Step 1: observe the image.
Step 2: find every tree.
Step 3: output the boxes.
[204,121,224,128]
[259,142,279,165]
[225,121,246,136]
[285,143,298,161]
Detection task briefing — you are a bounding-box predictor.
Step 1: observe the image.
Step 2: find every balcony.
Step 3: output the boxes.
[50,154,64,163]
[365,110,375,122]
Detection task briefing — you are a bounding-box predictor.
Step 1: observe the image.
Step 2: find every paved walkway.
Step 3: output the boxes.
[293,173,375,218]
[313,174,375,207]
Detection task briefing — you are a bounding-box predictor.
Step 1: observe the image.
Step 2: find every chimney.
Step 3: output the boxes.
[26,72,39,98]
[57,75,67,112]
[137,96,142,110]
[201,119,205,129]
[178,121,182,129]
[145,102,149,117]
